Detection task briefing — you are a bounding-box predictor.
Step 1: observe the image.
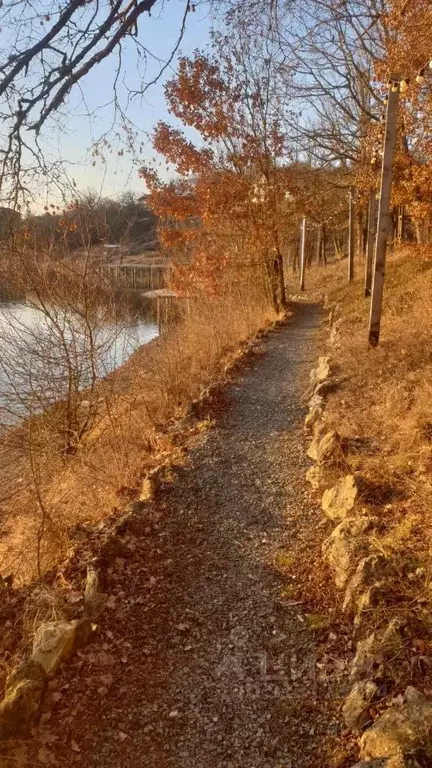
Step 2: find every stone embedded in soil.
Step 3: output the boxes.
[321,474,358,522]
[360,686,432,766]
[305,465,321,490]
[343,554,389,613]
[322,515,374,589]
[353,585,383,628]
[343,680,378,731]
[0,659,47,738]
[314,379,338,397]
[329,320,342,348]
[32,620,78,677]
[351,632,376,682]
[84,563,105,619]
[304,405,323,431]
[351,620,404,683]
[313,417,328,439]
[140,477,154,502]
[114,500,149,536]
[308,392,324,411]
[307,430,340,466]
[309,356,331,387]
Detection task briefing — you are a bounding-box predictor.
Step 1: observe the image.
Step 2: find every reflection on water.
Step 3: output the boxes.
[0,302,159,422]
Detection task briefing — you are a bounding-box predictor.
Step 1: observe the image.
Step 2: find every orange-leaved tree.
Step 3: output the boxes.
[140,35,298,311]
[357,0,432,242]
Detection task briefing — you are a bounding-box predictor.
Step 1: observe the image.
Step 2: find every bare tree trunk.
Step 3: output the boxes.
[365,190,377,298]
[356,205,366,259]
[415,220,423,244]
[348,187,354,281]
[316,225,322,265]
[276,250,287,310]
[369,79,399,347]
[286,244,292,270]
[321,223,327,265]
[362,209,368,258]
[333,234,342,259]
[292,239,299,273]
[266,257,279,313]
[300,217,306,291]
[425,215,431,245]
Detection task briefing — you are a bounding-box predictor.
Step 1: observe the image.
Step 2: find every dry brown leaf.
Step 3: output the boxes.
[37,747,52,763]
[106,595,117,609]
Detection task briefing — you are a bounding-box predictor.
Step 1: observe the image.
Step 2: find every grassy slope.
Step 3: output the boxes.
[303,247,432,692]
[0,285,275,582]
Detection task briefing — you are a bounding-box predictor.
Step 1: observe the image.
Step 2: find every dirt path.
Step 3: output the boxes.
[32,303,343,768]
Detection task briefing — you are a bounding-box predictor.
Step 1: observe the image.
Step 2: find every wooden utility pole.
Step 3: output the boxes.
[300,217,306,291]
[348,187,355,281]
[368,78,400,347]
[364,190,377,297]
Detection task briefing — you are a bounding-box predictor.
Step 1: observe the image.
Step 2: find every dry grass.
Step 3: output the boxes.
[305,248,432,494]
[303,247,432,693]
[0,273,275,582]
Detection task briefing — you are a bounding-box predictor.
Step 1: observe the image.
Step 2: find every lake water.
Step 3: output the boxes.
[0,302,159,423]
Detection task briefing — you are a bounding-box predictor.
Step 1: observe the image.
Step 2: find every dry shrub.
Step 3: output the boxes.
[0,265,275,582]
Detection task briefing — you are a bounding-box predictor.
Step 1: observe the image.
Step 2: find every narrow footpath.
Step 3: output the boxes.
[32,303,344,768]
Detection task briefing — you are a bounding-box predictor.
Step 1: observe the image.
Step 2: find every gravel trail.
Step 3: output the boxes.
[34,302,341,768]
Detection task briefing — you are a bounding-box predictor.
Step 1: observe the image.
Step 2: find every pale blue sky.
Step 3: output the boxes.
[41,0,212,207]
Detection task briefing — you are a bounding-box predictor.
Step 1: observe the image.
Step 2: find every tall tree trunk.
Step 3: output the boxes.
[415,220,423,244]
[268,260,279,313]
[356,205,366,259]
[321,223,327,265]
[276,250,287,310]
[333,234,342,259]
[300,217,306,291]
[425,215,430,245]
[361,208,368,258]
[365,190,377,298]
[316,225,322,265]
[348,187,355,281]
[292,243,298,273]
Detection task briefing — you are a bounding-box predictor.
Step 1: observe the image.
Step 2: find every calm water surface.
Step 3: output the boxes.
[0,302,159,421]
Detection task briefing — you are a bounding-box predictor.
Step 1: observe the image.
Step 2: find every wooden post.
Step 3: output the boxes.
[368,78,400,347]
[300,217,306,291]
[364,190,377,297]
[348,187,354,281]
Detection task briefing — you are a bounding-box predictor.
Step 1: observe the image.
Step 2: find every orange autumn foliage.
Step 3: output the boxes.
[357,0,432,228]
[140,44,296,309]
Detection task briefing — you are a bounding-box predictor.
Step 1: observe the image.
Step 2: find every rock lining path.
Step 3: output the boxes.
[32,303,343,768]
